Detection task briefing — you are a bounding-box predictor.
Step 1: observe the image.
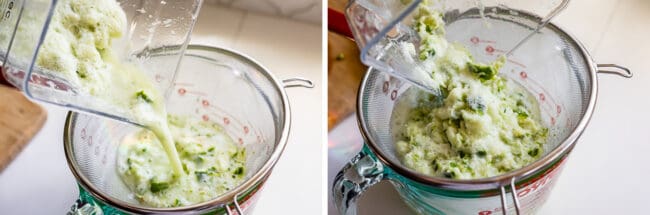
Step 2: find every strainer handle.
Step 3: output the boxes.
[497,177,521,215]
[225,194,244,215]
[282,77,314,88]
[597,64,633,78]
[332,149,386,215]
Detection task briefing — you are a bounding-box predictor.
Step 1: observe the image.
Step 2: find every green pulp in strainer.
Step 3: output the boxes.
[118,115,246,207]
[392,2,548,179]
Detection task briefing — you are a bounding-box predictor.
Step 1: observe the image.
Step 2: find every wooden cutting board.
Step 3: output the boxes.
[328,0,368,130]
[0,85,47,172]
[327,31,367,130]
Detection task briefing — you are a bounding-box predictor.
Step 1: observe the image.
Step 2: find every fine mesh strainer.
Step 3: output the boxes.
[333,3,632,215]
[64,45,313,214]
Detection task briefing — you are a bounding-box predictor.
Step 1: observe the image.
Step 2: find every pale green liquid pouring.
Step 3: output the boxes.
[0,0,185,176]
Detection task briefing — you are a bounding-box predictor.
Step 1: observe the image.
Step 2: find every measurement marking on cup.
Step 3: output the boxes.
[485,45,506,55]
[154,74,164,83]
[508,59,526,68]
[353,12,380,42]
[486,45,495,54]
[2,1,14,21]
[200,98,230,117]
[195,97,263,145]
[81,128,87,140]
[514,79,560,119]
[102,152,108,165]
[512,69,562,119]
[519,71,528,79]
[176,86,207,96]
[173,82,195,87]
[521,76,561,117]
[200,100,255,137]
[470,36,496,45]
[478,158,567,214]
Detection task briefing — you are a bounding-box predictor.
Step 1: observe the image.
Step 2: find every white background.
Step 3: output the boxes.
[206,0,321,24]
[328,0,650,214]
[0,4,323,214]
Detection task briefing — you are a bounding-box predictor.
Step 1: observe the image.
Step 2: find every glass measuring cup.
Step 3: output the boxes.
[345,0,569,93]
[0,0,201,125]
[64,45,313,214]
[332,7,632,215]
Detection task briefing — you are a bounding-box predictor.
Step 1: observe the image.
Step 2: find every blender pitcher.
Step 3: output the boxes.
[0,0,202,125]
[345,0,570,92]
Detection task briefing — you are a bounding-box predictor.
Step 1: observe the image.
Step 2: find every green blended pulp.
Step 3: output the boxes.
[392,2,548,179]
[118,115,246,207]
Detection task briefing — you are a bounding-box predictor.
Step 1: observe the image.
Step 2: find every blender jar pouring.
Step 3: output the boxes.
[345,0,569,93]
[0,0,202,126]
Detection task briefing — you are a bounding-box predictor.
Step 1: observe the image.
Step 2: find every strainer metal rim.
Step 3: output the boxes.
[356,12,599,191]
[63,44,292,213]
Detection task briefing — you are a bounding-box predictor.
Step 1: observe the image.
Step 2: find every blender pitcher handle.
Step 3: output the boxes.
[333,150,386,215]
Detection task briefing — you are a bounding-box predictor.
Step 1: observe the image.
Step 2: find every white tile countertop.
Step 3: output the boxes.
[328,0,650,214]
[0,4,322,214]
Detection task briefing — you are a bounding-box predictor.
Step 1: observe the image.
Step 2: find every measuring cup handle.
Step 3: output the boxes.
[67,199,101,215]
[67,187,114,215]
[332,147,386,215]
